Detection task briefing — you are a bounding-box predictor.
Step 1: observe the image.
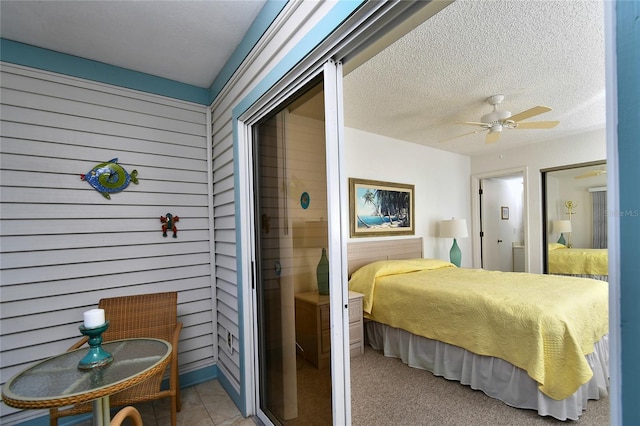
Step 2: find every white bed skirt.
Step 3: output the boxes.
[366,321,609,421]
[551,273,608,282]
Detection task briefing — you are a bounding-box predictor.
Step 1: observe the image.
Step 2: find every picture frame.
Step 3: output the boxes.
[349,178,414,237]
[501,206,509,220]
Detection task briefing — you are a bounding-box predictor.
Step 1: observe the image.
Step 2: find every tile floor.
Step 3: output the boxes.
[75,379,258,426]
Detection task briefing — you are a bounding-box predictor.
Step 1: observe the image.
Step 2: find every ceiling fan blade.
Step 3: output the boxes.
[514,120,560,129]
[439,129,485,143]
[508,106,552,123]
[575,170,606,179]
[485,131,501,144]
[455,121,491,128]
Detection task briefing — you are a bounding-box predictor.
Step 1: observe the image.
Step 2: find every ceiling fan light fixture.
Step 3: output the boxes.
[442,94,559,145]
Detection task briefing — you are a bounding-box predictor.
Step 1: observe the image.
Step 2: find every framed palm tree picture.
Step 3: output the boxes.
[349,178,415,237]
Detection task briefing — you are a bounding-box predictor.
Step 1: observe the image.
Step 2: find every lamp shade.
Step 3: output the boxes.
[553,220,572,233]
[439,218,468,238]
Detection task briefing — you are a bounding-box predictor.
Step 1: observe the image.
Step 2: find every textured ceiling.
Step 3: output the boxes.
[1,1,605,158]
[0,0,266,88]
[343,0,606,156]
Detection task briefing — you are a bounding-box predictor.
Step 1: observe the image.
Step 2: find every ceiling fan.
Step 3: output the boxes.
[442,94,560,144]
[575,168,607,179]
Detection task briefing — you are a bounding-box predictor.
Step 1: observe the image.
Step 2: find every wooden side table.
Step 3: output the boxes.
[294,290,364,369]
[348,291,364,358]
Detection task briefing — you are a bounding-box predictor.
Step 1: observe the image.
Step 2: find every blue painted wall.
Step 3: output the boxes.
[0,38,209,104]
[616,1,640,424]
[208,1,287,104]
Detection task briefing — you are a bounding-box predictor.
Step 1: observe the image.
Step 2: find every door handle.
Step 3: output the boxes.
[497,239,503,243]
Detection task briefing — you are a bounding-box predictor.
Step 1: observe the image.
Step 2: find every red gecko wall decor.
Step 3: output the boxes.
[160,213,179,238]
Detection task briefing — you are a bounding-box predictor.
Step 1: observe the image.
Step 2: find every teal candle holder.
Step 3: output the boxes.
[77,321,113,370]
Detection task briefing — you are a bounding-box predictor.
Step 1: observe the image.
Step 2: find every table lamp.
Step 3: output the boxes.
[553,220,572,246]
[439,218,468,267]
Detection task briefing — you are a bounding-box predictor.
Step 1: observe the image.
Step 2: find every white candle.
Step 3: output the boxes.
[83,308,105,328]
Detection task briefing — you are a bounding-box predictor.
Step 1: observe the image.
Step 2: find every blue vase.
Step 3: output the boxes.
[316,248,329,295]
[449,238,462,267]
[557,233,566,245]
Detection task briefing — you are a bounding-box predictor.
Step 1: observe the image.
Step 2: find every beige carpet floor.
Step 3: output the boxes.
[350,346,610,426]
[67,345,608,425]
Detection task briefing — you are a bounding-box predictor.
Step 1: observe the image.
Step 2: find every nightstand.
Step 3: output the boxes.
[294,290,364,369]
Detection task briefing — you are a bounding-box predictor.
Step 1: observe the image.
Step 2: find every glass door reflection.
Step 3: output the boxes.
[253,79,332,425]
[542,160,607,279]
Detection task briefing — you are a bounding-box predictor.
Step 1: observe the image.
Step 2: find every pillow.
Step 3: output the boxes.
[548,243,567,251]
[349,258,455,313]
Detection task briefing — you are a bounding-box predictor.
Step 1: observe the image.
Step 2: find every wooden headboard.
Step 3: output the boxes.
[347,237,423,276]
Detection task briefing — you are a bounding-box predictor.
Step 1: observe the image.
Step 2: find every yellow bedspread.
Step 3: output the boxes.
[548,245,608,275]
[348,259,609,400]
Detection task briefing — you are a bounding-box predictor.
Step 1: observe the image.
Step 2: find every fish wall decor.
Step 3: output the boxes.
[81,158,138,199]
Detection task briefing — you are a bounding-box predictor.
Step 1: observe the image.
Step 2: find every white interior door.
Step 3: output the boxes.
[481,176,523,271]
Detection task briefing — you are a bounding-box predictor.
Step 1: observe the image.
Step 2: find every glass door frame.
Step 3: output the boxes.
[232,3,455,423]
[236,60,351,425]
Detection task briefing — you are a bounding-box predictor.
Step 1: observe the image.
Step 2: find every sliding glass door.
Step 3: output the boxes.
[252,78,333,425]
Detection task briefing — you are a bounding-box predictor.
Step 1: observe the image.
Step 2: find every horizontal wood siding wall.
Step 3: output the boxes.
[209,0,341,398]
[0,64,213,424]
[211,107,241,392]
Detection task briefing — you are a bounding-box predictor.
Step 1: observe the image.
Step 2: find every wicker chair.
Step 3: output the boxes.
[110,406,143,426]
[49,292,182,426]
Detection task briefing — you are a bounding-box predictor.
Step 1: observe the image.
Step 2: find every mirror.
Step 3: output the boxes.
[542,161,607,281]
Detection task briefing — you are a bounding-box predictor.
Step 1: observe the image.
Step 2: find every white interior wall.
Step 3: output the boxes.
[344,127,472,265]
[471,128,606,272]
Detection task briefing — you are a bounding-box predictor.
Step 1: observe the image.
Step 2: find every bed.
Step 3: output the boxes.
[548,243,608,281]
[348,238,609,421]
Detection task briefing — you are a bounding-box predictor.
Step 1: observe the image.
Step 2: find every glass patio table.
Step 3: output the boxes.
[2,338,171,426]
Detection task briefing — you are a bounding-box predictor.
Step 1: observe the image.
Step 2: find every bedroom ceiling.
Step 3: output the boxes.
[342,0,606,156]
[0,1,605,158]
